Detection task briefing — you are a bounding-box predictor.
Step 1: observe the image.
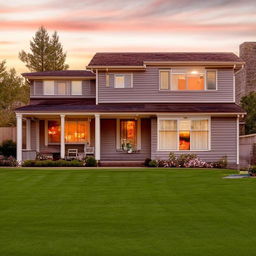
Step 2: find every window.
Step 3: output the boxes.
[48,119,89,144]
[65,120,89,143]
[159,69,217,91]
[206,70,217,90]
[56,81,67,95]
[43,81,54,95]
[159,71,170,90]
[159,120,177,150]
[120,120,137,150]
[158,118,209,151]
[114,74,132,88]
[71,81,82,95]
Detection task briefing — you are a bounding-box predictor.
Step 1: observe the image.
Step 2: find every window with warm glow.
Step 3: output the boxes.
[120,120,137,150]
[56,81,68,95]
[159,69,217,91]
[158,118,209,151]
[48,120,89,144]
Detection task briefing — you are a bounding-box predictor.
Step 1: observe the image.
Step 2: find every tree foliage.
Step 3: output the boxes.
[241,92,256,134]
[19,26,69,72]
[0,60,29,126]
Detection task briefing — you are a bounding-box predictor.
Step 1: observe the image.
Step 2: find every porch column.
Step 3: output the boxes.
[16,113,22,163]
[60,114,65,159]
[26,119,31,150]
[95,114,100,160]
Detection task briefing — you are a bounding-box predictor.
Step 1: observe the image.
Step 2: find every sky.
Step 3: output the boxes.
[0,0,256,73]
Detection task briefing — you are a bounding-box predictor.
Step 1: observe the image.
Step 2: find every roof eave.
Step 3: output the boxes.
[86,65,147,71]
[22,76,95,80]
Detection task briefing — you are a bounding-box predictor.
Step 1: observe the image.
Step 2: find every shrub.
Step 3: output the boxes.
[157,160,169,167]
[22,159,83,167]
[144,158,151,167]
[148,160,158,167]
[0,156,18,166]
[169,152,178,167]
[248,166,256,176]
[213,156,228,169]
[0,140,16,157]
[184,158,213,168]
[84,156,97,167]
[177,154,197,167]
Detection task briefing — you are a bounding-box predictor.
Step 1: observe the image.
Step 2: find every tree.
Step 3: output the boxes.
[0,61,29,126]
[19,26,69,72]
[241,92,256,134]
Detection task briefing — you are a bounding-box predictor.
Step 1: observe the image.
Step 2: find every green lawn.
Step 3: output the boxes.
[0,168,255,256]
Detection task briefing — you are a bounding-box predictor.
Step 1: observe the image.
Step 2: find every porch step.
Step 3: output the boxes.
[99,161,144,167]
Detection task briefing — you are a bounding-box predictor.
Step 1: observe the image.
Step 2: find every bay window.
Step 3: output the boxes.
[48,119,90,144]
[158,118,210,151]
[159,69,217,91]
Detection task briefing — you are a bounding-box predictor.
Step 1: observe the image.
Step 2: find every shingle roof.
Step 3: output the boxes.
[16,102,245,114]
[87,52,243,67]
[22,70,95,78]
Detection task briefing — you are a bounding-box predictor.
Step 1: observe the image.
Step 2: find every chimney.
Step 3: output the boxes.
[236,42,256,103]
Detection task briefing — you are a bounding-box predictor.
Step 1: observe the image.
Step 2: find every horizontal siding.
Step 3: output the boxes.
[151,117,237,163]
[31,80,96,98]
[98,68,234,103]
[100,119,151,161]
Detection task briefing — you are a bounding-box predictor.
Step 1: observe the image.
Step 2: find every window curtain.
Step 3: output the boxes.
[65,120,89,143]
[191,120,208,150]
[159,120,177,150]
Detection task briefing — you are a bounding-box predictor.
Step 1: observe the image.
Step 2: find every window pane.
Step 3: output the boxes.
[191,120,208,130]
[56,81,67,95]
[179,131,190,150]
[159,131,177,150]
[191,131,208,150]
[160,71,169,90]
[171,74,186,90]
[48,121,60,143]
[187,75,204,90]
[207,71,216,90]
[65,120,89,143]
[72,81,82,95]
[120,120,137,149]
[115,75,125,88]
[159,120,177,130]
[44,81,54,95]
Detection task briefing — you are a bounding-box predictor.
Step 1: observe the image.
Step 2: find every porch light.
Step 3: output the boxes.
[191,70,199,74]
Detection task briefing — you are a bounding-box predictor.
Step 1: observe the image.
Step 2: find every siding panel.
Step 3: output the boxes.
[98,68,234,103]
[151,117,237,163]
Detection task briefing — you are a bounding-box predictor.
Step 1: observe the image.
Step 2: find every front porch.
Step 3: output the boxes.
[16,113,151,163]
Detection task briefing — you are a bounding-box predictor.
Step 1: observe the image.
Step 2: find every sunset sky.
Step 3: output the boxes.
[0,0,255,73]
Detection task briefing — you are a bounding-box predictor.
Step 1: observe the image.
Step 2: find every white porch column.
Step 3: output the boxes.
[16,113,23,163]
[35,120,40,152]
[60,114,65,159]
[26,119,31,150]
[95,114,100,160]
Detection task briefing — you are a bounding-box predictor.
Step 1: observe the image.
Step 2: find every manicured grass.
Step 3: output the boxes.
[0,168,255,256]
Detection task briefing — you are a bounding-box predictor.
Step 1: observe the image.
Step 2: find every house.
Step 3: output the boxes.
[15,52,246,167]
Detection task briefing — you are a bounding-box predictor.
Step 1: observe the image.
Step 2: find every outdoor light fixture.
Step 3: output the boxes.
[191,70,199,74]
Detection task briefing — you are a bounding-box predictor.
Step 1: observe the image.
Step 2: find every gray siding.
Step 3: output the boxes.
[98,68,234,103]
[151,117,237,164]
[31,80,96,98]
[100,119,151,161]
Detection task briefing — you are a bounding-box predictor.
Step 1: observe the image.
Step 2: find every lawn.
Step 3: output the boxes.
[0,168,255,256]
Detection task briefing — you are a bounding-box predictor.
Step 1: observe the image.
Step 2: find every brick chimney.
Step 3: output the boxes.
[236,42,256,103]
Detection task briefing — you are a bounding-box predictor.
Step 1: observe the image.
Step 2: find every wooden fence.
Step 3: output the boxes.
[240,133,256,167]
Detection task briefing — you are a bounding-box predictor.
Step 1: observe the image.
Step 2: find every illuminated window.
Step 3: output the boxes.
[48,120,60,143]
[120,120,137,150]
[48,120,89,144]
[114,74,132,88]
[158,118,209,151]
[56,81,67,95]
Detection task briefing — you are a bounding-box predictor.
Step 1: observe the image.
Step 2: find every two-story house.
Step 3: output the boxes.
[15,52,246,167]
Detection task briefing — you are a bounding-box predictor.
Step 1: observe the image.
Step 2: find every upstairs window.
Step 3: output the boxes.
[159,69,217,91]
[43,81,54,95]
[56,81,68,95]
[114,74,133,88]
[71,81,82,95]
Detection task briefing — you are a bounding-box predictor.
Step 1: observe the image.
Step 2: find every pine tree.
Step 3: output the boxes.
[19,27,69,72]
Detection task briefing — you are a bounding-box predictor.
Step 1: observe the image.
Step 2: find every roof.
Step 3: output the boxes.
[22,70,95,78]
[16,102,245,114]
[87,52,243,67]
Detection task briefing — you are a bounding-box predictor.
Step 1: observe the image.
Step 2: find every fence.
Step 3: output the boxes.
[240,133,256,167]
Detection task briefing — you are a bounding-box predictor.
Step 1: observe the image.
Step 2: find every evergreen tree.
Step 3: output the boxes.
[19,26,69,72]
[241,92,256,134]
[0,61,29,126]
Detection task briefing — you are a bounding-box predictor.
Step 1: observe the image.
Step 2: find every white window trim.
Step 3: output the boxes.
[47,119,90,145]
[159,68,218,92]
[157,116,211,152]
[116,118,141,150]
[114,73,133,88]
